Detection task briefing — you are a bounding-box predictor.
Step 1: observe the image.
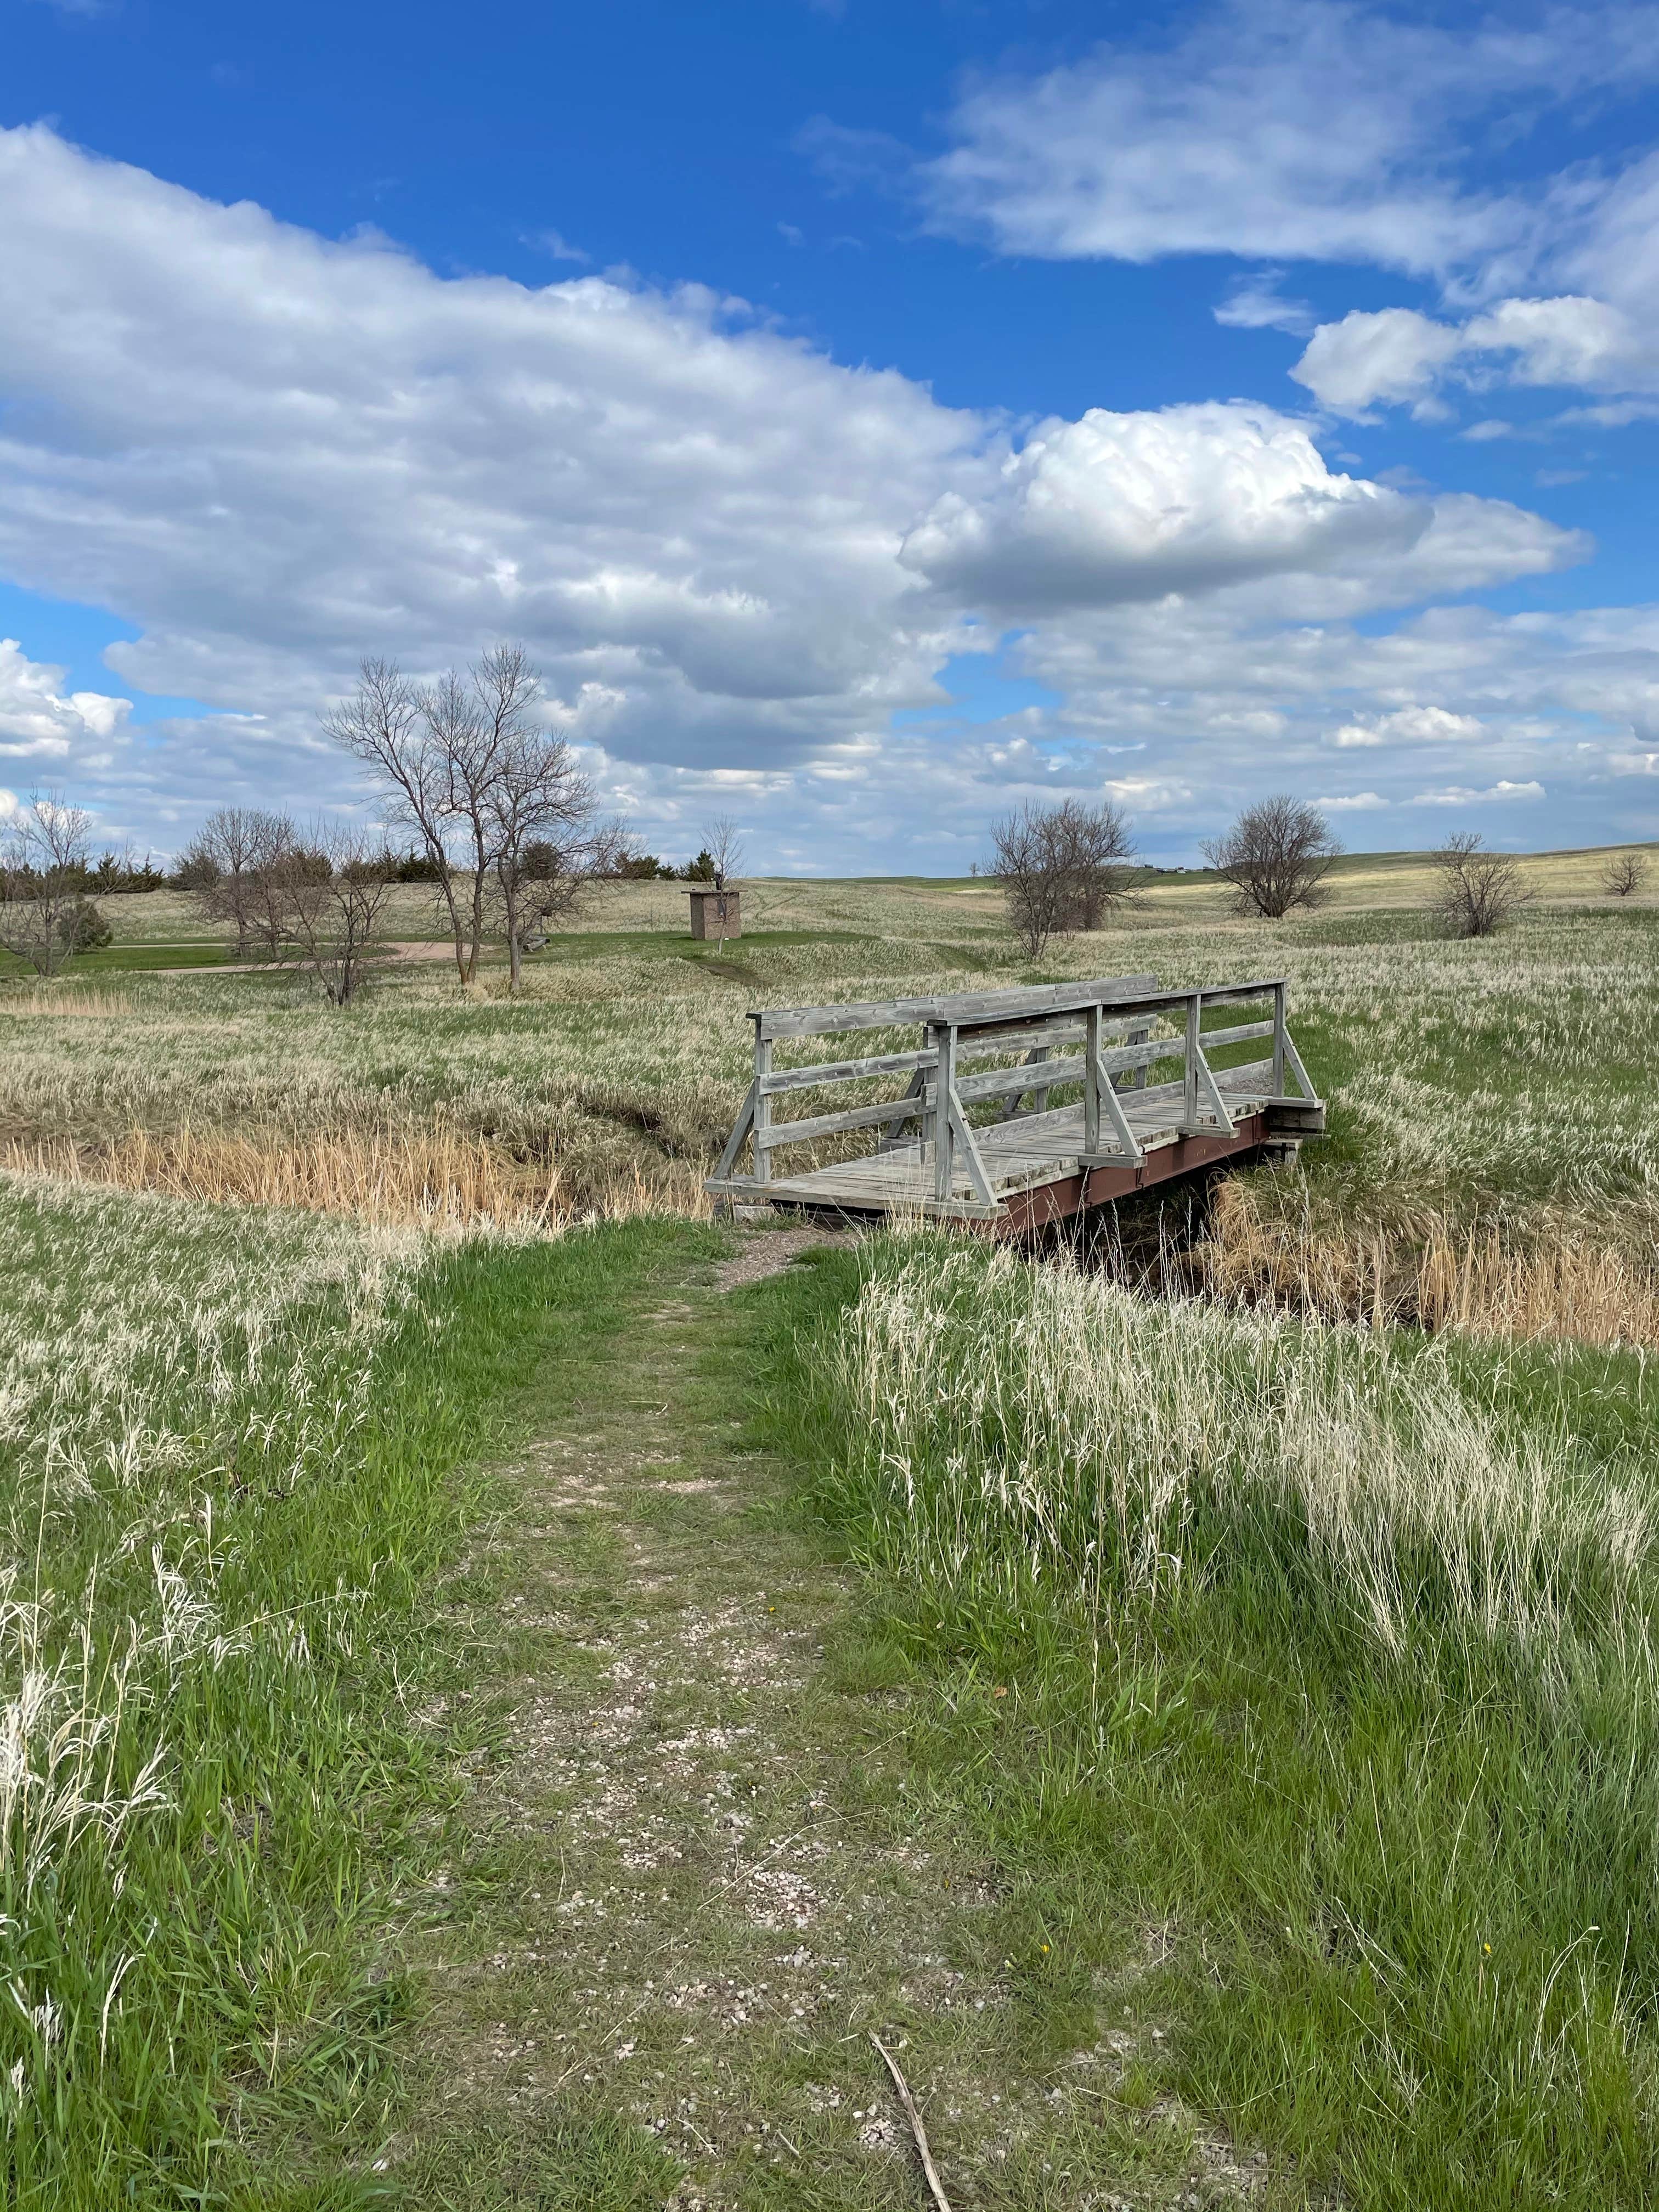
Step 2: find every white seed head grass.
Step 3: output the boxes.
[834,1243,1655,1664]
[0,1178,427,1929]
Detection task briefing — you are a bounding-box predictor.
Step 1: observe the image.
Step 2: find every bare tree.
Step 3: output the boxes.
[703,815,745,890]
[1434,831,1531,938]
[272,825,397,1006]
[989,799,1138,958]
[323,657,469,981]
[488,727,616,991]
[1051,798,1138,930]
[324,645,591,988]
[1202,796,1342,918]
[0,792,97,976]
[179,806,295,958]
[991,804,1066,960]
[1603,850,1649,898]
[701,814,746,952]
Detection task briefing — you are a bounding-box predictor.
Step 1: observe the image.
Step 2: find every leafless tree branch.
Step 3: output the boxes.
[1202,796,1341,919]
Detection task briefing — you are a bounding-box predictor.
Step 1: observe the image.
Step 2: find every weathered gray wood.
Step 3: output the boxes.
[999,1045,1058,1121]
[756,1091,944,1149]
[1096,1034,1184,1078]
[753,973,1158,1041]
[759,1046,936,1095]
[949,1084,997,1204]
[1114,1017,1153,1094]
[709,971,1319,1222]
[957,1053,1085,1105]
[878,1066,928,1148]
[1182,994,1201,1133]
[1279,1026,1316,1102]
[1194,1042,1237,1131]
[1190,977,1289,1007]
[1198,1018,1276,1052]
[934,1024,957,1200]
[970,1020,1084,1057]
[1096,1057,1145,1163]
[961,1012,1151,1056]
[752,1036,772,1187]
[1082,1005,1102,1153]
[713,1081,758,1182]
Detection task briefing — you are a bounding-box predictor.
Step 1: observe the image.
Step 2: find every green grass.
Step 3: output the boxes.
[0,1181,717,2207]
[77,940,235,970]
[754,1234,1659,2210]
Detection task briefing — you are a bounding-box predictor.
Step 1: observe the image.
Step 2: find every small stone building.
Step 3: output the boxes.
[686,887,741,940]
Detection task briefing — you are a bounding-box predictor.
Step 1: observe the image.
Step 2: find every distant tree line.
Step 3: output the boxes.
[0,642,749,1001]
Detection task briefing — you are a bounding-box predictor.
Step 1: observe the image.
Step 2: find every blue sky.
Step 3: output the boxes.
[5,1,1659,867]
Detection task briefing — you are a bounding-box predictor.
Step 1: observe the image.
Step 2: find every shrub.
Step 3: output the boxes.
[1434,831,1530,937]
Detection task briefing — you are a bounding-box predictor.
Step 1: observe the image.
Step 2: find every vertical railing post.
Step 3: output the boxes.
[1182,991,1201,1133]
[1083,1001,1102,1155]
[752,1025,772,1186]
[934,1022,957,1201]
[1125,1018,1152,1092]
[1272,981,1286,1098]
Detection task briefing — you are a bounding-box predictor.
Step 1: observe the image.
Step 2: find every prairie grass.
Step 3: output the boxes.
[780,1234,1659,2207]
[0,1171,704,2205]
[0,1122,708,1229]
[1203,1175,1659,1348]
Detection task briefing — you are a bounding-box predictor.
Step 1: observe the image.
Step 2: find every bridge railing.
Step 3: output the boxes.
[708,974,1317,1205]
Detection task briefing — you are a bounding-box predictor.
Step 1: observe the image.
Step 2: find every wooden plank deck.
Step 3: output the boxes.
[739,1058,1282,1221]
[706,973,1324,1232]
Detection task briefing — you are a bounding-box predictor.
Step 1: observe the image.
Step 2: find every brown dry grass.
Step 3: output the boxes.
[0,988,136,1018]
[0,1124,710,1232]
[1205,1176,1659,1350]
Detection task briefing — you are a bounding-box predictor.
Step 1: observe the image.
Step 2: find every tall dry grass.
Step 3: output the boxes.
[0,988,135,1018]
[829,1239,1653,1660]
[1203,1177,1659,1350]
[0,1124,709,1231]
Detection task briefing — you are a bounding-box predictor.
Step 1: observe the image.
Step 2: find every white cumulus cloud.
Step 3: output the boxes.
[0,638,131,760]
[1330,705,1484,749]
[919,2,1659,278]
[1413,780,1546,804]
[1294,295,1652,418]
[899,402,1425,617]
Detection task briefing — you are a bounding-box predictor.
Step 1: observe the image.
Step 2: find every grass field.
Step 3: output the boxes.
[768,1237,1659,2206]
[2,850,1658,2205]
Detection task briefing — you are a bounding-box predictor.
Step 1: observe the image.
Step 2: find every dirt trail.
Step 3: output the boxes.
[397,1234,1261,2210]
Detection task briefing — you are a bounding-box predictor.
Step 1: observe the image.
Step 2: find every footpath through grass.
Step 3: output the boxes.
[396,1226,1274,2210]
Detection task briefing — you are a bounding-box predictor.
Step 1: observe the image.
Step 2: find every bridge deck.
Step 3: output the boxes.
[705,973,1324,1233]
[751,1058,1282,1223]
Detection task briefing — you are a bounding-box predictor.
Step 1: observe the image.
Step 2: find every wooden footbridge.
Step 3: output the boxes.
[706,972,1324,1233]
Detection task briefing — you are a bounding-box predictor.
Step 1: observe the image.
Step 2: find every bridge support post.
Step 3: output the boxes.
[752,1031,772,1186]
[1182,992,1201,1133]
[933,1023,956,1201]
[1082,1001,1103,1154]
